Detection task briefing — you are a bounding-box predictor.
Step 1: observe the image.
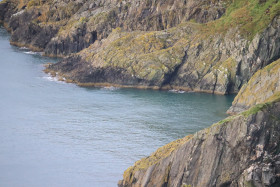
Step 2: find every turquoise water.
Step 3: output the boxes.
[0,26,234,186]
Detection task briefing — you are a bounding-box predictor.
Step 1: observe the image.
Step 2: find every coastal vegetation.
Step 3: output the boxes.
[0,0,279,186]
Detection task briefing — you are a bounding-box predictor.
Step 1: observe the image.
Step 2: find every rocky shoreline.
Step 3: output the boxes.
[1,0,279,94]
[118,55,280,186]
[1,0,280,186]
[119,98,280,187]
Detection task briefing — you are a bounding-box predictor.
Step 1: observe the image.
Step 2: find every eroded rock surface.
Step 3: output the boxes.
[0,0,227,56]
[1,0,279,93]
[119,100,280,187]
[46,15,280,94]
[227,59,280,114]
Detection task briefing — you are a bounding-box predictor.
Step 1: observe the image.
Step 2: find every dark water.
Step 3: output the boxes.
[0,26,234,186]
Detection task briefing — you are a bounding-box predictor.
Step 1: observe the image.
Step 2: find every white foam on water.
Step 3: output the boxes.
[43,75,58,82]
[20,47,28,50]
[168,89,185,93]
[101,86,120,91]
[24,51,43,55]
[42,73,69,85]
[24,51,39,55]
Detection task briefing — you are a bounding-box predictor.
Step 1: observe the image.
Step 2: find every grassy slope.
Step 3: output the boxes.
[201,0,280,40]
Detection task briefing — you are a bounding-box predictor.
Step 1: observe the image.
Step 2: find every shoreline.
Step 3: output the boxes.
[0,23,236,96]
[1,24,236,96]
[44,64,236,95]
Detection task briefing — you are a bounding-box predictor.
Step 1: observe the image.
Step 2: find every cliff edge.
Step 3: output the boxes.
[45,0,280,94]
[1,0,279,94]
[227,59,280,115]
[118,56,280,187]
[119,80,280,187]
[0,1,279,186]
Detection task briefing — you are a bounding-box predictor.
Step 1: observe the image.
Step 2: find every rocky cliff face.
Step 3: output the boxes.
[46,14,280,94]
[1,1,279,186]
[0,0,226,56]
[119,58,280,187]
[1,0,279,94]
[227,59,280,114]
[119,98,280,187]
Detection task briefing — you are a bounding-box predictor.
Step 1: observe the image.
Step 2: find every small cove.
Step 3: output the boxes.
[0,26,235,186]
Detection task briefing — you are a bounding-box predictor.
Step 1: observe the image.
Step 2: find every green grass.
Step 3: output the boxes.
[217,116,235,125]
[242,103,270,117]
[202,0,280,40]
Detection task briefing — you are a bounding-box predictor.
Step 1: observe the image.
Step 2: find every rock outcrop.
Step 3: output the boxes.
[0,0,227,57]
[119,58,280,187]
[227,59,280,115]
[1,0,279,93]
[119,97,280,187]
[46,14,280,94]
[0,1,280,186]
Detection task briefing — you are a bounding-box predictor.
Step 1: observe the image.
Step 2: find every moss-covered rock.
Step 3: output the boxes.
[227,59,280,114]
[119,97,280,187]
[0,0,228,56]
[47,12,280,93]
[1,0,280,93]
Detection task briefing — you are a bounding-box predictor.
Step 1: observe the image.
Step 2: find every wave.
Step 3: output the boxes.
[19,47,28,50]
[101,86,120,91]
[168,89,185,94]
[43,75,59,82]
[23,51,43,55]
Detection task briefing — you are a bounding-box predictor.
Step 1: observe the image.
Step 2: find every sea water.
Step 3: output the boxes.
[0,27,234,186]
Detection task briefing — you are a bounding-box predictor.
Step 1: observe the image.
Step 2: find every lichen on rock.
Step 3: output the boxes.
[119,96,280,187]
[1,1,280,186]
[227,59,280,115]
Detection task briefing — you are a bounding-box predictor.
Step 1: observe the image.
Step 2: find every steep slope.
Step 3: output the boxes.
[118,95,280,187]
[118,58,280,187]
[228,59,280,114]
[0,0,227,57]
[46,1,280,94]
[1,1,279,186]
[1,0,279,94]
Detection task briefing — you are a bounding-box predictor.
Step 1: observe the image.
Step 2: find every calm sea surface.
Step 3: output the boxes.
[0,26,234,186]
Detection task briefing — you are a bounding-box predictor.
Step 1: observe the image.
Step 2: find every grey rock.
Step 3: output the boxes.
[119,102,280,187]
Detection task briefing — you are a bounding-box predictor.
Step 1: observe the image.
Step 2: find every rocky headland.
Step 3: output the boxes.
[227,59,280,115]
[0,0,280,186]
[0,0,279,94]
[118,61,280,186]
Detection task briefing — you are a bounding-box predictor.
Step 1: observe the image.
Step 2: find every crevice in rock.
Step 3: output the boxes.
[160,49,189,88]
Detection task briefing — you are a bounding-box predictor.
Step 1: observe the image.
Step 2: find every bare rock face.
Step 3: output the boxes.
[1,1,279,187]
[46,15,280,94]
[227,59,280,115]
[0,0,226,57]
[118,101,280,187]
[119,60,280,187]
[171,16,280,94]
[1,0,279,94]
